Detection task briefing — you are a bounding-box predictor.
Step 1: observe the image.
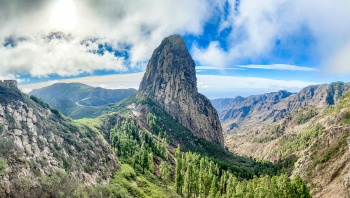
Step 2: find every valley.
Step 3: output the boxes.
[0,35,344,197]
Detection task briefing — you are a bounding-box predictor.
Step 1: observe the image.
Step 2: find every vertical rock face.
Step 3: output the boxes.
[138,35,224,146]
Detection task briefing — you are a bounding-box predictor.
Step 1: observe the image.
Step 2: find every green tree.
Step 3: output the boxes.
[0,157,7,175]
[148,152,155,173]
[175,154,183,195]
[209,177,218,198]
[140,144,149,174]
[292,174,311,198]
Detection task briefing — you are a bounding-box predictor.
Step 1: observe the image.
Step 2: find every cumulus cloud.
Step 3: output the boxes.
[0,0,213,77]
[238,64,317,72]
[1,0,349,77]
[192,0,350,74]
[0,35,126,77]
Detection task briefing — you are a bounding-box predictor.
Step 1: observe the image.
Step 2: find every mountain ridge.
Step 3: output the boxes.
[29,82,136,119]
[212,82,350,133]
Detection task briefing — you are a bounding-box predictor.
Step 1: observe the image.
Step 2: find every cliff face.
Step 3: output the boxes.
[0,84,118,190]
[137,35,224,146]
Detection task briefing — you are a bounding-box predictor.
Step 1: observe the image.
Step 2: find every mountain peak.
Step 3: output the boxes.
[138,35,224,146]
[161,34,188,51]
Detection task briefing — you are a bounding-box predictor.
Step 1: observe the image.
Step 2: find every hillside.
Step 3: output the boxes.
[29,82,136,119]
[223,90,350,197]
[0,83,119,197]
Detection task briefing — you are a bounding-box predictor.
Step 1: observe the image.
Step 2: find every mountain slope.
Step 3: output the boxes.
[223,90,350,197]
[137,35,223,146]
[0,83,118,196]
[29,83,136,119]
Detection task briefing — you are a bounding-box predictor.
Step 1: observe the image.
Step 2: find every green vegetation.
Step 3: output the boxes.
[30,95,63,118]
[0,85,23,104]
[278,123,324,158]
[174,147,311,198]
[133,98,291,178]
[0,168,132,198]
[253,136,277,143]
[0,157,7,175]
[292,107,318,125]
[323,92,350,115]
[342,110,350,124]
[307,129,349,175]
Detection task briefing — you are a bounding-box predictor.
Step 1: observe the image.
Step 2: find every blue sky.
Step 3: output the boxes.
[1,0,350,98]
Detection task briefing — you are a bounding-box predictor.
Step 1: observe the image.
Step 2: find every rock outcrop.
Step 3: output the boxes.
[137,35,224,146]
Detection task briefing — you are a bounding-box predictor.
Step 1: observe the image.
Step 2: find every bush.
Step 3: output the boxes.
[0,157,7,175]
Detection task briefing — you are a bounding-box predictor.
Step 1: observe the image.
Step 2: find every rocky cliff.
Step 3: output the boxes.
[137,35,224,146]
[0,84,118,194]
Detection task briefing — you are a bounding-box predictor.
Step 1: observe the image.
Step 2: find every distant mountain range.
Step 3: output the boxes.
[212,82,350,133]
[29,83,136,119]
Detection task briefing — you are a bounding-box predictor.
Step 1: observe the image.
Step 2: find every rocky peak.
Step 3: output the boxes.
[138,35,224,146]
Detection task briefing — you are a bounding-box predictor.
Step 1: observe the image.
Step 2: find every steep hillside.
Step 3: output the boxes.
[224,91,350,197]
[0,83,118,196]
[213,82,350,133]
[29,82,136,119]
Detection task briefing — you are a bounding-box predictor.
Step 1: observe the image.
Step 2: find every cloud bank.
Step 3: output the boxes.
[192,0,350,74]
[1,0,349,78]
[0,0,213,77]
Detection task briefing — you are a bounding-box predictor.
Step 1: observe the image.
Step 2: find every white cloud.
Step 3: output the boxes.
[324,41,350,75]
[192,0,350,75]
[238,64,317,72]
[0,0,213,76]
[196,66,244,71]
[2,0,349,77]
[0,36,126,77]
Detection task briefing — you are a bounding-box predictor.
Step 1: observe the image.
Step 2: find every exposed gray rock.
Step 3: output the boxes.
[0,84,118,188]
[137,35,224,146]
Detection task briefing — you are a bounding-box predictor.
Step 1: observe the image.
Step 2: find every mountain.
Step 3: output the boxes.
[0,35,312,197]
[212,82,350,133]
[215,82,350,197]
[137,35,223,146]
[223,92,350,197]
[0,82,118,197]
[29,83,136,119]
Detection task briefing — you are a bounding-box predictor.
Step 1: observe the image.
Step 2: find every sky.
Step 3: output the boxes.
[1,0,350,98]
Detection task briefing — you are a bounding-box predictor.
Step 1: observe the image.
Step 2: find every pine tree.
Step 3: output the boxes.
[148,152,155,173]
[292,174,311,198]
[183,163,192,198]
[198,158,206,197]
[140,144,149,174]
[208,176,218,198]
